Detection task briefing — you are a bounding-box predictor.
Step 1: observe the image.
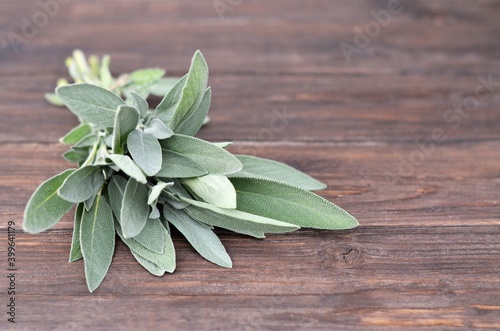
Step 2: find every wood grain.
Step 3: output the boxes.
[0,0,499,330]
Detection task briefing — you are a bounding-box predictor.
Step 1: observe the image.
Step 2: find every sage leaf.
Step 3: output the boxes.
[45,92,65,106]
[84,192,97,211]
[150,77,179,97]
[130,250,164,276]
[74,134,98,148]
[108,175,127,222]
[60,123,92,144]
[183,198,299,237]
[116,222,175,273]
[156,149,208,178]
[174,87,211,136]
[125,68,165,99]
[57,166,105,203]
[147,181,172,205]
[23,169,75,234]
[100,54,113,88]
[213,142,233,148]
[69,203,84,262]
[231,178,359,230]
[164,204,232,268]
[121,178,149,238]
[107,154,147,184]
[144,118,174,140]
[127,129,162,176]
[155,75,188,124]
[149,205,160,219]
[129,92,148,117]
[163,180,192,209]
[80,192,115,292]
[62,148,88,163]
[112,105,140,154]
[181,175,236,209]
[131,218,165,254]
[228,155,327,191]
[56,83,125,127]
[168,51,209,131]
[160,134,242,175]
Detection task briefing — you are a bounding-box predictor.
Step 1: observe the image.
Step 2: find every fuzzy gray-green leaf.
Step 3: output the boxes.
[131,218,165,254]
[61,123,92,144]
[228,155,327,190]
[57,166,105,203]
[129,92,148,117]
[168,51,209,131]
[155,75,187,124]
[107,154,147,184]
[69,203,84,262]
[56,83,125,127]
[160,134,242,175]
[112,105,140,154]
[23,169,75,234]
[156,149,208,178]
[116,222,175,273]
[174,87,211,136]
[80,193,115,292]
[127,129,162,176]
[231,177,359,230]
[183,198,299,237]
[121,178,149,238]
[144,118,174,140]
[164,204,232,268]
[108,175,127,222]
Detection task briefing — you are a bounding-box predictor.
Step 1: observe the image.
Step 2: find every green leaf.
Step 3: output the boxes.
[168,51,209,132]
[84,192,97,211]
[69,203,84,262]
[144,118,174,140]
[156,149,208,178]
[23,169,75,234]
[230,178,359,230]
[115,222,175,273]
[129,92,148,117]
[108,175,127,222]
[62,148,88,163]
[147,181,172,205]
[127,129,162,176]
[80,192,115,292]
[57,166,105,203]
[124,68,165,99]
[107,154,147,184]
[112,105,140,154]
[181,175,236,209]
[121,178,149,238]
[74,134,98,148]
[130,250,164,276]
[228,155,327,191]
[150,78,179,97]
[174,87,211,136]
[45,93,65,106]
[56,83,125,127]
[155,75,187,124]
[183,198,299,237]
[100,55,113,89]
[163,180,192,209]
[131,218,165,254]
[60,123,92,144]
[213,142,233,148]
[164,204,232,268]
[160,134,242,175]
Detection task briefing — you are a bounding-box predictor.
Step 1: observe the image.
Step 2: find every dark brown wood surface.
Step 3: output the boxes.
[1,1,499,330]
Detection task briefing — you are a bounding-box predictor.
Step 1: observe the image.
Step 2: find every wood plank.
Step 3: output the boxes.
[1,225,498,330]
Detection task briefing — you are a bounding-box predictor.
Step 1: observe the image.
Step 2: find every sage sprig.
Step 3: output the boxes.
[23,50,359,292]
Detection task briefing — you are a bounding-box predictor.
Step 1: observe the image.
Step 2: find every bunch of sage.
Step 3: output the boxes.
[23,50,359,292]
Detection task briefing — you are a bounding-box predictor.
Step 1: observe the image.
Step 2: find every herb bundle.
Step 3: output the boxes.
[23,50,359,292]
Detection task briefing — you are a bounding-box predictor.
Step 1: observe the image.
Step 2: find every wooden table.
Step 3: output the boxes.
[1,1,499,330]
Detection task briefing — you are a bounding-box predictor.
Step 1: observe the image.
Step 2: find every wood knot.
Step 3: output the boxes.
[321,244,364,269]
